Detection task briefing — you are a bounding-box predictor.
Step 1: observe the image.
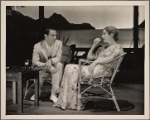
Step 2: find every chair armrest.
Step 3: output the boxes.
[79,59,93,65]
[79,52,126,65]
[79,58,87,63]
[103,52,126,64]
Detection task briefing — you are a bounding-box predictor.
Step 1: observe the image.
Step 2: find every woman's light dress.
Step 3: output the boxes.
[55,45,123,110]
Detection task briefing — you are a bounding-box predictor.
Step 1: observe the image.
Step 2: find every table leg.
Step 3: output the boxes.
[17,72,23,113]
[12,81,17,104]
[34,72,39,106]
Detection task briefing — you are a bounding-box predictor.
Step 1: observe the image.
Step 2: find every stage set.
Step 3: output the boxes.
[4,4,147,116]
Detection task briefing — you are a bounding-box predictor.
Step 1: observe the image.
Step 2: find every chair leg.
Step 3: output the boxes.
[24,79,35,100]
[77,94,81,111]
[12,81,17,104]
[24,80,29,100]
[112,95,120,111]
[109,87,120,111]
[77,82,81,111]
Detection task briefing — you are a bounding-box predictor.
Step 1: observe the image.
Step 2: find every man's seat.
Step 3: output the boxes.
[23,71,51,100]
[77,52,126,111]
[24,45,72,100]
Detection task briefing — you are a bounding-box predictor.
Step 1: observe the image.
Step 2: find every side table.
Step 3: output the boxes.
[6,68,40,113]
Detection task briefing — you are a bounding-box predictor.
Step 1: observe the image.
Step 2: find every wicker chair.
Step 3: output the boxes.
[77,52,126,111]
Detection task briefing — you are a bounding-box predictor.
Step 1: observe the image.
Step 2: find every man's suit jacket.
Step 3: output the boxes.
[32,39,62,67]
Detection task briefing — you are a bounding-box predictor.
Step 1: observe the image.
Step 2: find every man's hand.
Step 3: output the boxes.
[45,59,52,67]
[50,66,58,74]
[37,63,45,67]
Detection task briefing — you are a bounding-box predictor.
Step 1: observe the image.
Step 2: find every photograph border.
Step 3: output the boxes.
[1,1,149,119]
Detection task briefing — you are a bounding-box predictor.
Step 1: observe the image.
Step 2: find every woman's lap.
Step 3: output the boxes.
[55,64,105,110]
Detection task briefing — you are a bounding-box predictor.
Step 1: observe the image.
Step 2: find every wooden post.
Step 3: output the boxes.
[133,6,139,70]
[17,72,23,113]
[39,6,44,40]
[133,6,139,50]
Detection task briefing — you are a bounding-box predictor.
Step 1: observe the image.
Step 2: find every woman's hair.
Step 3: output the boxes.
[104,26,119,41]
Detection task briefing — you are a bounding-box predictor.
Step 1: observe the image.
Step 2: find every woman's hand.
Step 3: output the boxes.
[88,62,96,74]
[87,38,101,61]
[93,38,101,46]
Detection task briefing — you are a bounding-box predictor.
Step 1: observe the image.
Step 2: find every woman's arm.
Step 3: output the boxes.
[88,45,121,72]
[87,38,101,60]
[87,45,97,60]
[94,45,121,64]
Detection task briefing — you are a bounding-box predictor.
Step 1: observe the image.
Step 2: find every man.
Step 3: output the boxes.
[31,28,63,103]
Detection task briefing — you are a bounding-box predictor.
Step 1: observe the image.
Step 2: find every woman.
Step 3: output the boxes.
[55,26,124,110]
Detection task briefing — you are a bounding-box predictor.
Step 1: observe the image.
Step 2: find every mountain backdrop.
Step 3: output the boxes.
[7,10,95,31]
[6,10,95,66]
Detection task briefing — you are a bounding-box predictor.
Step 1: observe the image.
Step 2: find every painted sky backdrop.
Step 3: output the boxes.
[16,6,145,29]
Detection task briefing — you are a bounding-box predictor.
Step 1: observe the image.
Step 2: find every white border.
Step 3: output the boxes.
[1,1,149,119]
[0,1,148,6]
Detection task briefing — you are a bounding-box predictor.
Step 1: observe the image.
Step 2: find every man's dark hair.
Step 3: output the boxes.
[44,28,57,35]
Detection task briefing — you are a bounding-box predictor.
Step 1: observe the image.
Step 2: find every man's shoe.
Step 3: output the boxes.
[50,95,58,103]
[30,94,35,101]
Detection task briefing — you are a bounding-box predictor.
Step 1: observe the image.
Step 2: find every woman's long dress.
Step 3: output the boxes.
[55,44,123,110]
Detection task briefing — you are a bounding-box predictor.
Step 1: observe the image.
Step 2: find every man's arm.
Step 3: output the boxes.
[51,41,62,64]
[32,45,45,67]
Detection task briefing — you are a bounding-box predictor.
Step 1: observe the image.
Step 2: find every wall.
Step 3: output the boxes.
[58,29,144,83]
[59,29,144,48]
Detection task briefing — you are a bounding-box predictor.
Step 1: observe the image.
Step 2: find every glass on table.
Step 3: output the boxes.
[24,59,30,68]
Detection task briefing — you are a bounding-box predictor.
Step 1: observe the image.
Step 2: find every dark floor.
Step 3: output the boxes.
[6,81,144,115]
